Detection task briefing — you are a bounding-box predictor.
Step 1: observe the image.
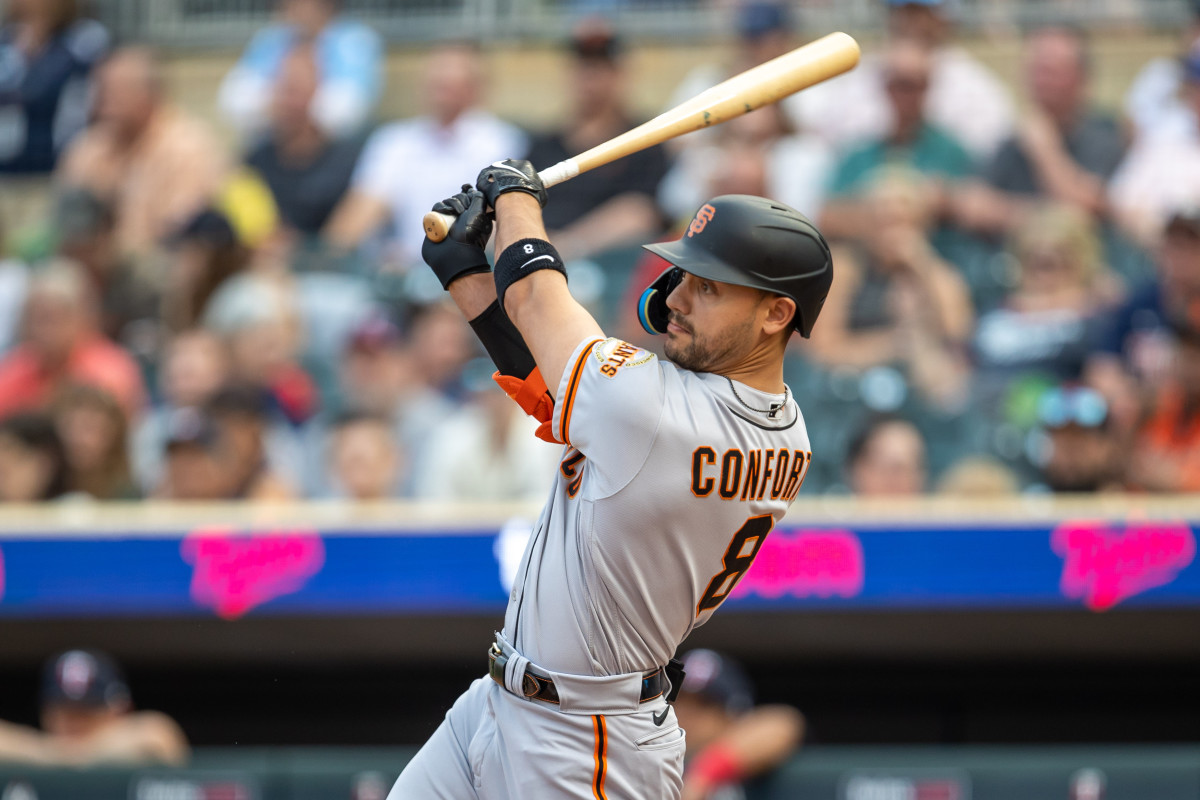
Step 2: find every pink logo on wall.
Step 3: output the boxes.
[181,528,325,619]
[1052,520,1195,611]
[733,528,865,599]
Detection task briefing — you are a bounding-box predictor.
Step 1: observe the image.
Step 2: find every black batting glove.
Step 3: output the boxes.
[476,159,547,209]
[421,186,494,290]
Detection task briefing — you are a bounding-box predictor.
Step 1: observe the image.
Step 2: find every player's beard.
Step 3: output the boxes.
[664,312,755,374]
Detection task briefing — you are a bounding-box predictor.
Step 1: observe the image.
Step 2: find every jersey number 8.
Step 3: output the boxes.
[696,514,773,615]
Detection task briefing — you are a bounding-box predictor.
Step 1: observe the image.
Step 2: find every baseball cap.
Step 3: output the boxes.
[737,2,790,39]
[570,19,622,62]
[347,314,402,354]
[678,649,754,714]
[41,650,130,710]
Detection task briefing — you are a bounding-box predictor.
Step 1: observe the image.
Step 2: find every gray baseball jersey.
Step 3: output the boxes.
[505,336,812,676]
[390,335,812,800]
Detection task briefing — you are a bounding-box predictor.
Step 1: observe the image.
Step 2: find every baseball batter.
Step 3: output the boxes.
[392,160,832,799]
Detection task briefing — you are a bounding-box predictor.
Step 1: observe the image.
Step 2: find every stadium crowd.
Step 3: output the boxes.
[1,0,1199,501]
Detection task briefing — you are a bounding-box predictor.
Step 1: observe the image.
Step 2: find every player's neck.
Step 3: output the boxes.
[720,355,786,395]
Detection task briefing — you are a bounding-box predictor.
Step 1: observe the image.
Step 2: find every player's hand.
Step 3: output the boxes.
[476,159,547,209]
[421,186,494,290]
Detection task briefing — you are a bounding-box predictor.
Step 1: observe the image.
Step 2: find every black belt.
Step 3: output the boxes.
[488,643,670,705]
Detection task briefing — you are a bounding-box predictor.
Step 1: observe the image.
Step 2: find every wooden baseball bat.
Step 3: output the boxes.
[422,31,860,242]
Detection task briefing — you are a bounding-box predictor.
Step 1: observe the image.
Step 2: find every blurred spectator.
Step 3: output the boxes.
[53,383,137,499]
[218,0,382,141]
[0,649,187,765]
[0,259,145,420]
[819,38,974,240]
[523,20,670,261]
[667,2,805,146]
[205,385,295,501]
[935,455,1019,496]
[844,414,928,496]
[402,301,476,402]
[324,411,404,500]
[972,205,1121,424]
[957,26,1126,236]
[203,272,317,428]
[303,312,456,496]
[658,103,833,224]
[1031,385,1121,493]
[1123,2,1200,144]
[672,649,804,800]
[52,188,158,345]
[56,46,229,260]
[131,329,230,495]
[156,406,225,501]
[412,361,562,503]
[1128,324,1200,492]
[1108,42,1200,245]
[1087,206,1200,434]
[0,411,68,501]
[162,208,252,333]
[324,42,526,270]
[0,0,108,175]
[0,231,30,353]
[244,43,366,236]
[809,170,974,410]
[797,0,1014,162]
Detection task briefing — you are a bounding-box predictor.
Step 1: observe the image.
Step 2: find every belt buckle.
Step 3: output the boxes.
[488,643,508,686]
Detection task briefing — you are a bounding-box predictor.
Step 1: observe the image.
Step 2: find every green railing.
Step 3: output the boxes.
[2,745,1198,799]
[89,0,1195,49]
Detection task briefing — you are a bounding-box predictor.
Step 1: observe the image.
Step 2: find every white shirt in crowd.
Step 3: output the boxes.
[657,133,834,223]
[793,45,1015,162]
[349,109,527,270]
[1124,55,1198,146]
[411,399,561,504]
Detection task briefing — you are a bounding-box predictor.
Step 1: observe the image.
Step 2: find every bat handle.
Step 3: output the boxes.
[423,211,455,242]
[420,160,579,243]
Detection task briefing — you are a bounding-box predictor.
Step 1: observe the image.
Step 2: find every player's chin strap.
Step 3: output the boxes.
[637,267,684,335]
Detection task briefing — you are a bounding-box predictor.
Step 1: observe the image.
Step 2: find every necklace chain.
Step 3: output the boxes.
[726,377,790,418]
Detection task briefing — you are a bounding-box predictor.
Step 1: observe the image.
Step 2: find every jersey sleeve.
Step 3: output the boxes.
[552,337,667,490]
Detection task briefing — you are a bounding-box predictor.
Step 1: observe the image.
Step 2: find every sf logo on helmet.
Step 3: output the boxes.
[687,204,716,238]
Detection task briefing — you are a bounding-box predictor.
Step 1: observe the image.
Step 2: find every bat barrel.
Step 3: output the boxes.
[422,32,860,244]
[570,31,859,175]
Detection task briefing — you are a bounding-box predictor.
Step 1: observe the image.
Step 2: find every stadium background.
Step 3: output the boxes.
[1,0,1199,797]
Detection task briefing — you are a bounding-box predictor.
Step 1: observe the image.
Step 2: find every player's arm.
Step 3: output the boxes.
[682,705,805,800]
[0,719,58,764]
[421,186,557,437]
[77,712,190,766]
[477,160,605,399]
[323,189,391,250]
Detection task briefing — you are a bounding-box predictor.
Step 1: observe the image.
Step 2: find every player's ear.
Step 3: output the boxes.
[761,295,796,337]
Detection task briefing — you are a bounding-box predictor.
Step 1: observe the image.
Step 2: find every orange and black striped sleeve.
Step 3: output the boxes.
[555,338,603,446]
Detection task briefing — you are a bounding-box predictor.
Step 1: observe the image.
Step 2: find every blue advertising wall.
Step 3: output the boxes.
[0,501,1195,620]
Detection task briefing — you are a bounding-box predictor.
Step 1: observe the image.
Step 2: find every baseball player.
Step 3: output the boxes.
[393,159,832,799]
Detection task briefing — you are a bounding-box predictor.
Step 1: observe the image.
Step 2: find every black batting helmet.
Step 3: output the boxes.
[637,195,832,338]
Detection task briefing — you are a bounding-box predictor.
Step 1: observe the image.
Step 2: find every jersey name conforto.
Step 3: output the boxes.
[690,446,810,503]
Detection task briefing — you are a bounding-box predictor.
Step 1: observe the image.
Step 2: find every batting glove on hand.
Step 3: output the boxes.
[421,186,494,290]
[476,159,547,209]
